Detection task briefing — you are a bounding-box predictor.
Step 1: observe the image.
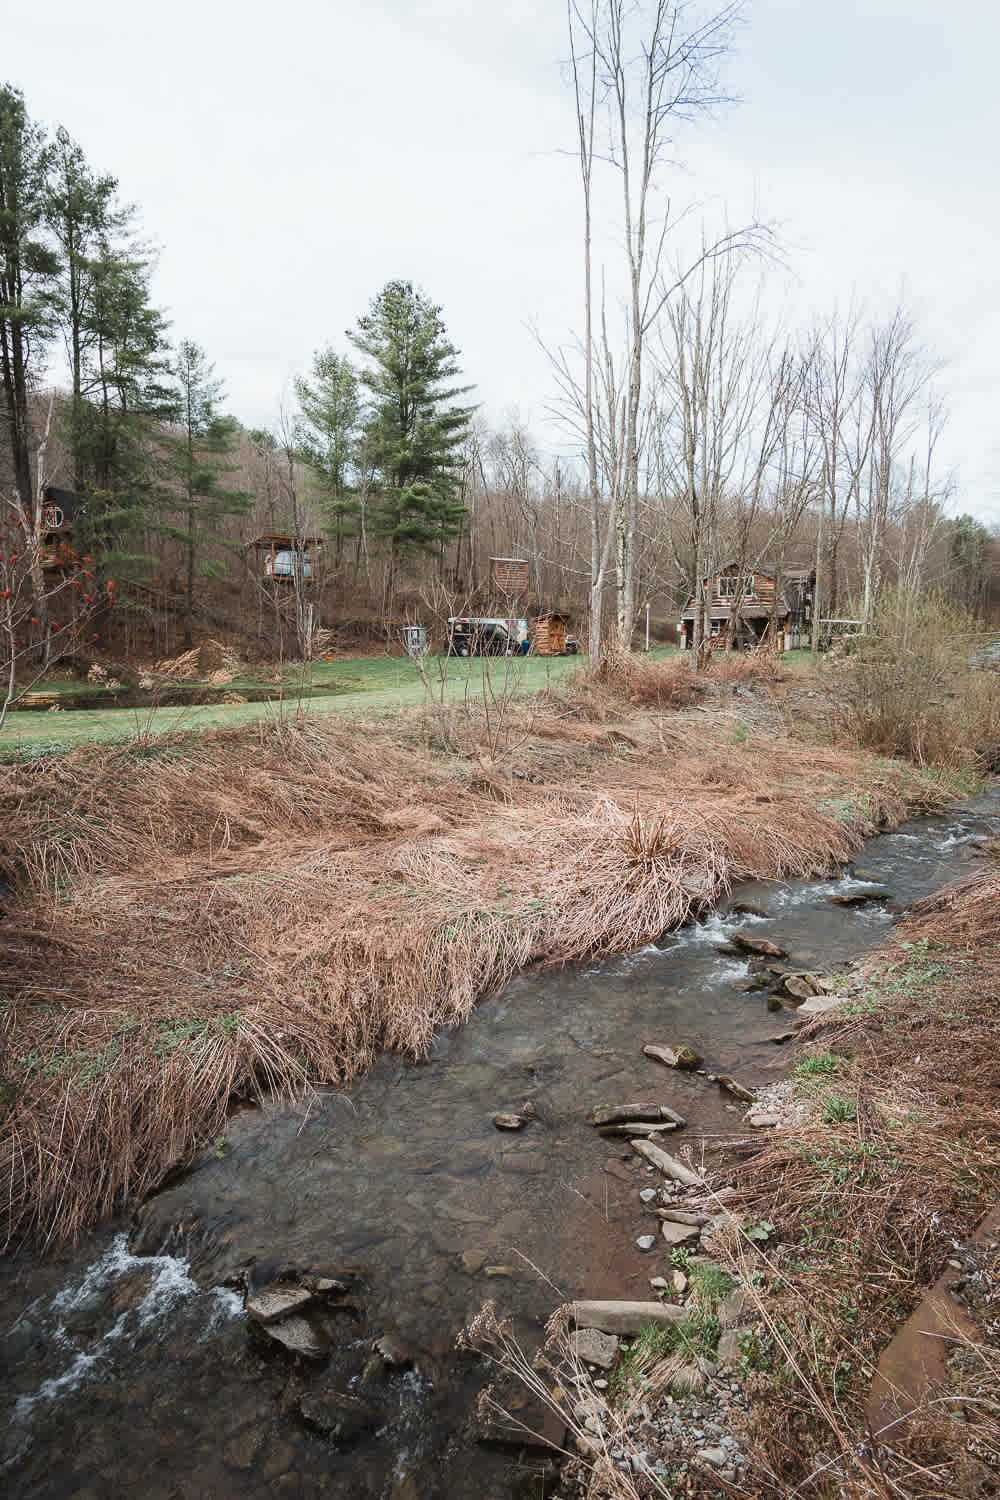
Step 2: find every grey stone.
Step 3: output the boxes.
[697,1446,728,1468]
[298,1391,378,1445]
[492,1113,526,1130]
[246,1285,313,1324]
[783,974,819,1000]
[636,1234,657,1252]
[831,888,891,906]
[631,1139,705,1187]
[797,993,849,1016]
[717,1327,752,1367]
[718,1075,756,1103]
[730,931,786,957]
[588,1102,684,1126]
[660,1219,700,1247]
[569,1327,620,1369]
[643,1043,702,1070]
[258,1313,329,1359]
[567,1299,687,1334]
[719,1288,748,1328]
[639,1187,657,1203]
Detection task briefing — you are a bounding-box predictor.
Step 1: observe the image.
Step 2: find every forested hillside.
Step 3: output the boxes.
[1,77,997,680]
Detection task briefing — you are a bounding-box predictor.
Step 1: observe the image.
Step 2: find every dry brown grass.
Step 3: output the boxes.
[588,651,708,709]
[706,646,787,684]
[0,701,966,1250]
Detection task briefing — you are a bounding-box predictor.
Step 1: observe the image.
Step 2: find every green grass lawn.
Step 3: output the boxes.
[0,652,590,752]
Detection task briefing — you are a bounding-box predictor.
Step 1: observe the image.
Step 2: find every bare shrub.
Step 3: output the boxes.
[835,589,1000,769]
[589,651,707,709]
[706,645,787,684]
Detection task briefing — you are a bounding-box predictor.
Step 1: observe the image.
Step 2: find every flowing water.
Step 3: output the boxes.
[3,790,999,1499]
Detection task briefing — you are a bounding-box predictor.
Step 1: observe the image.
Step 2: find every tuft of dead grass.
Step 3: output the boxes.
[706,645,787,685]
[588,651,708,709]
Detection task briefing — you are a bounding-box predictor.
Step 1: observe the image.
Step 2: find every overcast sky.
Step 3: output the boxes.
[9,0,1000,521]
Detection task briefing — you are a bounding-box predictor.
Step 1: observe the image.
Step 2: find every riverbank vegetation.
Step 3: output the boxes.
[714,865,1000,1497]
[0,668,966,1250]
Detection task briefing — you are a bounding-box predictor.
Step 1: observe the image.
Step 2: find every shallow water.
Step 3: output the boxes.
[3,788,998,1498]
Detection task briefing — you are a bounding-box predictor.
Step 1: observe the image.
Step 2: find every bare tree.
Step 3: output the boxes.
[563,0,758,656]
[856,306,934,627]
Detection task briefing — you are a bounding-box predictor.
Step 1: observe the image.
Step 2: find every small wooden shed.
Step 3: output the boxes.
[534,611,570,656]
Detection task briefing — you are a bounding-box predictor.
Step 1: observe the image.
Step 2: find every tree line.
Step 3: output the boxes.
[0,82,476,665]
[2,15,997,678]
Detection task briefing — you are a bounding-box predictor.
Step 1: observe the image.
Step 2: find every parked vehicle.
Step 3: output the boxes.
[564,634,580,655]
[446,617,513,657]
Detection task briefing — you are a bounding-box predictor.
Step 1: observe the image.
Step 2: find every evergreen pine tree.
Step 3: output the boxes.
[348,280,475,570]
[0,84,58,523]
[293,347,360,567]
[166,340,250,647]
[73,247,176,563]
[46,126,125,492]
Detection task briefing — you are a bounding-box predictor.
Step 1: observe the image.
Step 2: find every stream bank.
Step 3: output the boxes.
[3,784,997,1499]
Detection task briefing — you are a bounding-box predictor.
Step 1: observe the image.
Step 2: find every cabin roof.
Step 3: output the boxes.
[246,533,324,550]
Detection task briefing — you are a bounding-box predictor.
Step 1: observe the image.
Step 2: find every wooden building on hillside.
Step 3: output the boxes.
[679,564,814,652]
[39,486,81,570]
[246,533,323,581]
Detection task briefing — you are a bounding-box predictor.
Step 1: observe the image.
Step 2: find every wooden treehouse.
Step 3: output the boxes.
[679,564,814,652]
[247,533,323,581]
[39,486,80,571]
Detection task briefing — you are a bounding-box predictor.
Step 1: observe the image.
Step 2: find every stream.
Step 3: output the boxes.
[3,788,999,1499]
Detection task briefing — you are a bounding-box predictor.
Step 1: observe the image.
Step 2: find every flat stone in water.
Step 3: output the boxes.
[831,888,891,906]
[297,1391,378,1445]
[643,1043,701,1070]
[259,1313,329,1359]
[730,931,786,957]
[246,1285,313,1324]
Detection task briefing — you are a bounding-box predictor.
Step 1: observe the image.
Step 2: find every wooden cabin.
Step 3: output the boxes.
[679,564,814,652]
[533,611,570,656]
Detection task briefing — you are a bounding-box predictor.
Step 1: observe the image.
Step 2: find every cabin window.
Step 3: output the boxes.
[718,573,754,599]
